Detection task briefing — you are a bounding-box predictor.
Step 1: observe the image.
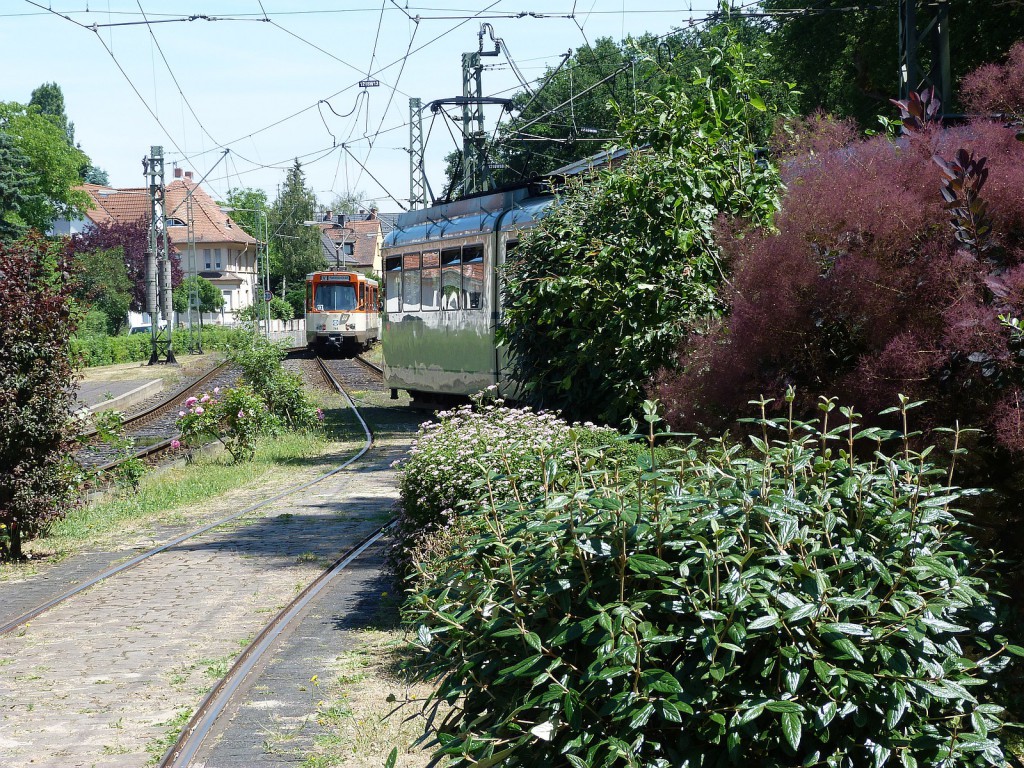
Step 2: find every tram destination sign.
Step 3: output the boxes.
[359,79,380,88]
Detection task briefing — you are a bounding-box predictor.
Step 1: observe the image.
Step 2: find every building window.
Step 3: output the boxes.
[204,248,212,269]
[214,248,222,269]
[222,289,231,310]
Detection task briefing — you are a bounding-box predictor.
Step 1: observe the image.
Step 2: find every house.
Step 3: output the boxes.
[73,172,261,323]
[310,208,384,276]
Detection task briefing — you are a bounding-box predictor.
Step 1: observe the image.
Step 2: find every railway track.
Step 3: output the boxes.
[0,352,410,767]
[75,349,381,475]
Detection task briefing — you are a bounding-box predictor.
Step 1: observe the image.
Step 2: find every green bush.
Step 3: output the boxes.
[175,385,276,463]
[70,326,241,368]
[392,397,618,582]
[406,398,1019,767]
[225,331,319,430]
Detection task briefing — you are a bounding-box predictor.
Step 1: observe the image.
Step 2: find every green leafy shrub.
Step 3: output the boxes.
[392,397,618,582]
[500,35,785,426]
[407,398,1018,767]
[175,385,276,463]
[225,331,319,429]
[71,326,239,367]
[91,409,146,490]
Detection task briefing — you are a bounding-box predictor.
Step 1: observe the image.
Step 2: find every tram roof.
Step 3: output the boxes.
[384,185,554,248]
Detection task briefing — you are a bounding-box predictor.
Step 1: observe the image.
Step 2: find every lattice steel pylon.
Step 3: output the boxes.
[144,146,175,364]
[460,26,501,197]
[898,0,951,108]
[409,98,426,210]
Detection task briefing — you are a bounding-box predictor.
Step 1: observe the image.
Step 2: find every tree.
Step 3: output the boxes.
[29,81,109,190]
[481,18,776,191]
[67,219,182,311]
[223,186,269,241]
[72,246,132,334]
[501,34,786,425]
[0,131,43,243]
[760,0,1024,124]
[29,82,74,145]
[0,101,90,232]
[0,234,80,561]
[83,166,109,185]
[172,275,224,317]
[268,159,324,287]
[327,190,366,216]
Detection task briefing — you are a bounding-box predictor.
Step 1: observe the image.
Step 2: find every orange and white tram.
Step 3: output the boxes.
[304,271,379,353]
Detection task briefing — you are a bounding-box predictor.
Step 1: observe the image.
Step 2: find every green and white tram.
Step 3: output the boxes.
[381,184,553,407]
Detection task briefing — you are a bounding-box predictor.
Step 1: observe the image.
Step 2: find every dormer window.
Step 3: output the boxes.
[166,217,186,227]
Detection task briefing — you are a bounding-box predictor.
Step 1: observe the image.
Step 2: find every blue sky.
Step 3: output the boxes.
[3,1,719,212]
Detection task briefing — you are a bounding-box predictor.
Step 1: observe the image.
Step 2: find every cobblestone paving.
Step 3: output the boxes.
[0,430,413,768]
[190,542,392,767]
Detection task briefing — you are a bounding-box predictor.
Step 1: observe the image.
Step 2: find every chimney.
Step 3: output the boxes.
[174,168,183,178]
[368,206,378,220]
[324,210,333,224]
[184,171,193,180]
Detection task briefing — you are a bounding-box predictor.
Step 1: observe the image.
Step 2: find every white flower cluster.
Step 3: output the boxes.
[398,401,612,529]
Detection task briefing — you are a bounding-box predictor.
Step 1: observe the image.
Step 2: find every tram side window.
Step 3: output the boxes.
[402,253,421,311]
[384,256,402,312]
[306,281,313,312]
[441,247,461,310]
[421,250,440,311]
[463,244,484,310]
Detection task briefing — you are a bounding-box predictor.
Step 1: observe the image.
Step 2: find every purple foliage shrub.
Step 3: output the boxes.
[0,235,81,560]
[66,219,182,312]
[961,41,1024,114]
[656,60,1024,458]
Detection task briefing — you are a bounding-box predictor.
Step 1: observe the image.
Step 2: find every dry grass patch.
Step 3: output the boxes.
[302,628,444,768]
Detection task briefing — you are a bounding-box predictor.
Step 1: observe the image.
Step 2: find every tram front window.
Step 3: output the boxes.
[315,283,357,311]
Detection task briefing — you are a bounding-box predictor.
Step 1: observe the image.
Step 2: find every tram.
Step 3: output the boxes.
[305,271,379,354]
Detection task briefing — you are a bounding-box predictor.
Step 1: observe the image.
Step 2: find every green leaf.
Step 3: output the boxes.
[385,747,398,768]
[748,95,767,112]
[748,614,780,631]
[628,554,672,574]
[781,711,801,750]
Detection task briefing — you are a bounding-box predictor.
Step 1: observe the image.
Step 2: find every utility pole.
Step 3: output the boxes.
[185,192,202,353]
[461,25,501,197]
[143,146,175,364]
[409,97,426,210]
[898,0,951,108]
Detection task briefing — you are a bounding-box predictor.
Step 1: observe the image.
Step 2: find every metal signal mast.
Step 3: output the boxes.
[143,146,175,364]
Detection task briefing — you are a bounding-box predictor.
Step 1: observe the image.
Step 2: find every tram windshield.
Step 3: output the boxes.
[314,283,357,311]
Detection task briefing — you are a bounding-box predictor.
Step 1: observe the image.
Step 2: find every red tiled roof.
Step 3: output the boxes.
[314,216,381,269]
[79,181,258,247]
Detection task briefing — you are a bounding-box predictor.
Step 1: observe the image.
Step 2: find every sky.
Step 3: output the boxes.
[2,1,722,215]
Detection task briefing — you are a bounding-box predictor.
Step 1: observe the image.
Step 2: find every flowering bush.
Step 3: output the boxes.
[217,385,276,462]
[392,397,620,581]
[408,399,1020,768]
[175,385,276,463]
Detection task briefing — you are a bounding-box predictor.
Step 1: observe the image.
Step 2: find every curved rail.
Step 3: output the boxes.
[1,359,373,637]
[158,356,379,766]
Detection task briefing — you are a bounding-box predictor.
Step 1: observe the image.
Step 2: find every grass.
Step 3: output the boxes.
[296,593,444,768]
[0,399,366,568]
[146,707,193,765]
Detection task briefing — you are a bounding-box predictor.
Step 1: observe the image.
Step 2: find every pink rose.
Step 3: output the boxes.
[195,406,204,415]
[238,410,245,418]
[171,439,181,449]
[178,411,186,417]
[184,396,198,406]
